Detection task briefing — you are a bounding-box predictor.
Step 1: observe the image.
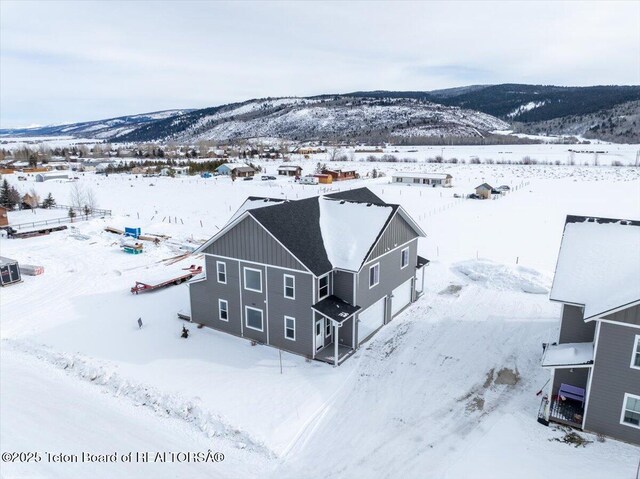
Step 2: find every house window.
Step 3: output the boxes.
[326,319,332,337]
[218,299,228,321]
[216,261,227,284]
[245,306,263,331]
[632,335,640,369]
[244,267,262,293]
[401,247,409,269]
[284,274,295,299]
[413,178,420,184]
[621,393,640,428]
[284,316,295,340]
[369,263,380,288]
[319,274,329,299]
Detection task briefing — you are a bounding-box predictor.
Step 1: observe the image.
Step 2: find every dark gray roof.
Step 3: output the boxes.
[250,196,333,274]
[245,187,417,275]
[417,255,430,268]
[475,183,493,190]
[233,166,256,172]
[312,295,361,323]
[325,187,385,204]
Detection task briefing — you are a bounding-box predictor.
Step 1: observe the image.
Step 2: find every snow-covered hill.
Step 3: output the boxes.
[0,109,192,140]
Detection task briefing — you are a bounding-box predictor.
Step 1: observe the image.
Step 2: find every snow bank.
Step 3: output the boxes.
[318,197,393,271]
[453,259,550,294]
[4,339,272,457]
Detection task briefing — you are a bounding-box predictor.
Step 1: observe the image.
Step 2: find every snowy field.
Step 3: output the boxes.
[1,155,639,478]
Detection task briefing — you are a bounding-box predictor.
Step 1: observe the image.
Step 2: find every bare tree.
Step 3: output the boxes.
[84,187,98,212]
[70,182,85,209]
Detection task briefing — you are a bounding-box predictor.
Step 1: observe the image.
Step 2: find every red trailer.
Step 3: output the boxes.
[131,265,202,294]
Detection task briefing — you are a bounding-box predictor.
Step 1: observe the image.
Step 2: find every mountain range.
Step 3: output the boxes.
[2,84,638,144]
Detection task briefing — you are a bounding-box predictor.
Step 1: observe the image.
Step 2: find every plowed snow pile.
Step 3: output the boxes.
[452,259,550,294]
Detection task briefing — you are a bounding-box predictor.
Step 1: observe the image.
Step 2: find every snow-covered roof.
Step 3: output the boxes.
[392,172,451,180]
[550,216,640,320]
[318,197,394,271]
[216,163,248,170]
[277,165,301,170]
[542,342,594,367]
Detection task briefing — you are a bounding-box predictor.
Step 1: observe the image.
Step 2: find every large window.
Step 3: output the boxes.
[319,274,329,299]
[369,263,380,288]
[216,261,226,284]
[284,274,295,299]
[401,247,409,269]
[218,299,228,321]
[632,335,640,370]
[284,316,295,340]
[244,267,262,293]
[621,393,640,428]
[245,306,263,331]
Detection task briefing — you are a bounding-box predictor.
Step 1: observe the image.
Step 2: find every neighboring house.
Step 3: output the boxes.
[540,215,640,445]
[0,206,8,227]
[314,174,333,184]
[277,165,302,176]
[233,166,256,177]
[215,163,242,175]
[392,172,453,187]
[496,185,511,193]
[189,187,428,366]
[322,168,357,181]
[0,256,21,286]
[474,183,493,199]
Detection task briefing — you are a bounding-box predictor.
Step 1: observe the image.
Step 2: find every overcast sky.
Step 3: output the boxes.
[1,0,638,128]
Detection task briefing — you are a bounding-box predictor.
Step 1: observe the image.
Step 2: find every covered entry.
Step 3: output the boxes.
[358,296,385,346]
[312,295,361,366]
[0,256,21,286]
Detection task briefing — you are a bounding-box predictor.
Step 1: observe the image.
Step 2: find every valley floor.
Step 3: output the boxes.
[1,159,639,478]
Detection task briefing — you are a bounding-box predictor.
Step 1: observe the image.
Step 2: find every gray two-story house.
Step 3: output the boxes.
[540,215,640,445]
[189,188,427,365]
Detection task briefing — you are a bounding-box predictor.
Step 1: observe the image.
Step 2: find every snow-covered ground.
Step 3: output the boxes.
[1,155,639,478]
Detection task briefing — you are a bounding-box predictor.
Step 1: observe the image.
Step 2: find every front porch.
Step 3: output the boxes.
[315,343,355,365]
[539,395,585,429]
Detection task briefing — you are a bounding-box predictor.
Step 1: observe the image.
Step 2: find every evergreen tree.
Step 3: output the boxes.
[0,179,10,208]
[42,192,56,209]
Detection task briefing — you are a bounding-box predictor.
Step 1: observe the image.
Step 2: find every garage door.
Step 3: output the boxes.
[358,297,385,345]
[391,278,412,316]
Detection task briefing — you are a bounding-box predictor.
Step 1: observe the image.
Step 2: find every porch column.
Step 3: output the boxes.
[421,266,425,294]
[334,322,339,367]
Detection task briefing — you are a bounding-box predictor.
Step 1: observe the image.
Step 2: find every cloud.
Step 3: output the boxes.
[1,0,638,127]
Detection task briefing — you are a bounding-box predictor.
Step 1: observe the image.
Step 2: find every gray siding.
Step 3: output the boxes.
[602,304,640,326]
[190,256,242,337]
[333,270,355,304]
[190,255,317,356]
[239,261,267,344]
[203,216,307,272]
[559,304,596,343]
[584,321,640,445]
[266,268,314,357]
[357,238,418,314]
[367,212,419,262]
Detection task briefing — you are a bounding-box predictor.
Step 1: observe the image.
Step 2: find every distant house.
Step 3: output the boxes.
[232,166,256,178]
[277,165,302,177]
[474,183,493,199]
[216,163,255,177]
[189,187,428,366]
[392,172,452,187]
[322,168,357,181]
[0,206,8,227]
[160,166,189,177]
[314,173,333,184]
[21,193,38,209]
[540,215,640,445]
[496,185,511,193]
[35,172,69,182]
